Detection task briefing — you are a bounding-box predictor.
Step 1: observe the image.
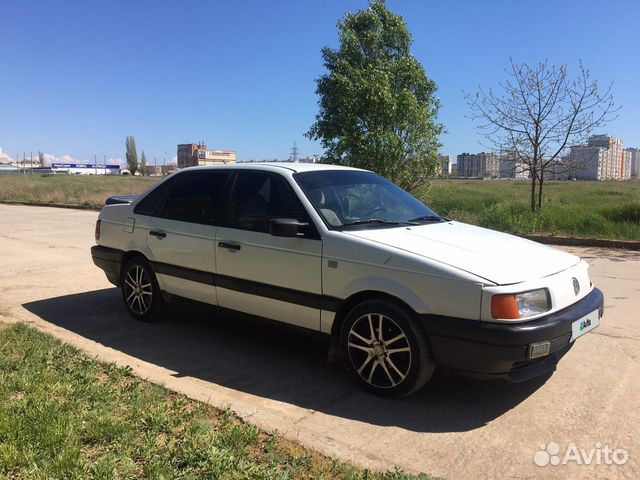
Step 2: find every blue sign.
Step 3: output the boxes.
[52,163,120,170]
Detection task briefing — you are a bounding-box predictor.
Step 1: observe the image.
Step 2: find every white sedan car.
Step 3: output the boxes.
[92,163,603,397]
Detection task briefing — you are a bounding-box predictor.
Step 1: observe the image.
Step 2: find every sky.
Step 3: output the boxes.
[1,0,639,164]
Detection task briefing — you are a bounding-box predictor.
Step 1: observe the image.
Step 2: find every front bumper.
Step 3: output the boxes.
[420,288,604,382]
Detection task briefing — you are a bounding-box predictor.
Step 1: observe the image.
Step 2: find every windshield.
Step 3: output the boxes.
[294,170,443,229]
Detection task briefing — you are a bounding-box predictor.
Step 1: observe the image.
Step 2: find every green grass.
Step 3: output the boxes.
[1,174,639,240]
[0,323,428,480]
[0,175,157,208]
[420,179,640,241]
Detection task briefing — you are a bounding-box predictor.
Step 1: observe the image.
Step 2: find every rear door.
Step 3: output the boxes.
[145,171,230,304]
[214,171,323,330]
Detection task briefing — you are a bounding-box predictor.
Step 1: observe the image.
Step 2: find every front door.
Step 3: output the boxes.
[215,171,322,330]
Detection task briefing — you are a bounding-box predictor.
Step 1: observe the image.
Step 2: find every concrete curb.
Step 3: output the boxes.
[0,200,100,211]
[1,200,638,250]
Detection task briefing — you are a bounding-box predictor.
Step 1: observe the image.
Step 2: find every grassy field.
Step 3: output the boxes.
[422,179,640,241]
[0,174,157,208]
[0,174,639,240]
[0,323,426,479]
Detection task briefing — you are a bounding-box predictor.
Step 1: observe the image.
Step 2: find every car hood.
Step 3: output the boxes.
[346,221,580,285]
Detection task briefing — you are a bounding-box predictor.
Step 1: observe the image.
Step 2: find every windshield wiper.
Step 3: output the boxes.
[407,215,448,223]
[340,218,409,228]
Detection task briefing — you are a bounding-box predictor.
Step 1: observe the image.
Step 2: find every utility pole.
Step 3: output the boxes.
[95,154,97,176]
[30,152,33,174]
[104,154,107,175]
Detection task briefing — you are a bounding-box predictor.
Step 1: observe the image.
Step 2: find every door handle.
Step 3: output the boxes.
[149,230,166,239]
[218,241,241,251]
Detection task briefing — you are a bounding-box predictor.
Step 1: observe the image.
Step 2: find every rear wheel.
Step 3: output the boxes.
[340,299,434,398]
[121,257,163,321]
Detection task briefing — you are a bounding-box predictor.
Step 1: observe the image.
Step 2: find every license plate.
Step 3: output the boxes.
[571,309,600,341]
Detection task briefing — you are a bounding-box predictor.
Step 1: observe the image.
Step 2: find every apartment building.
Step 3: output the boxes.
[456,152,500,178]
[499,156,529,179]
[569,135,626,181]
[624,148,639,178]
[437,154,453,176]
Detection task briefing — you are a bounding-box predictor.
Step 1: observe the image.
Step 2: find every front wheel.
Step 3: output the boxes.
[340,299,435,398]
[121,257,164,321]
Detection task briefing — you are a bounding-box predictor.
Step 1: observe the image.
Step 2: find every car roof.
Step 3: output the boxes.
[178,162,366,174]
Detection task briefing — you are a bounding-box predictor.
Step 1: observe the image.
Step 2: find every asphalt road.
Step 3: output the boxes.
[1,204,638,479]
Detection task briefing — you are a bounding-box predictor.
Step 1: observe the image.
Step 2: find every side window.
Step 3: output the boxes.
[226,172,309,233]
[134,177,178,216]
[159,172,229,224]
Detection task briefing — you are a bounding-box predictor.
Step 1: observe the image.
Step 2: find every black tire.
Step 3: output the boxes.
[121,256,164,322]
[339,299,435,398]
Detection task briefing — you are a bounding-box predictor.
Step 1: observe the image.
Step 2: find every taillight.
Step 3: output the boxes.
[95,219,101,240]
[491,294,520,320]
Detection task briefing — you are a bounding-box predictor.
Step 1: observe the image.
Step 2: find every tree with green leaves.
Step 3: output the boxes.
[306,0,443,192]
[125,136,138,175]
[140,150,148,176]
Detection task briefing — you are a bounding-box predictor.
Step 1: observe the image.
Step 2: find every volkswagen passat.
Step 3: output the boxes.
[92,164,603,397]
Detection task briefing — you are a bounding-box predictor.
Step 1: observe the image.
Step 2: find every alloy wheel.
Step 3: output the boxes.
[347,313,412,388]
[123,265,153,315]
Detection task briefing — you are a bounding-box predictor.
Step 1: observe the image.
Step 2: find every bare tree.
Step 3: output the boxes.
[465,59,618,211]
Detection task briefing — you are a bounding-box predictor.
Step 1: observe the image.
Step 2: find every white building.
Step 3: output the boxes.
[570,135,625,181]
[624,148,639,178]
[51,163,121,175]
[499,157,529,179]
[437,155,453,176]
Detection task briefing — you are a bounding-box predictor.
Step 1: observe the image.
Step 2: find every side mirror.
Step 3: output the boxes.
[270,218,308,237]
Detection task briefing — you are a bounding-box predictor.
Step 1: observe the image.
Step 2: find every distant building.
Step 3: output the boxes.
[456,152,500,178]
[456,153,474,177]
[544,158,571,180]
[499,156,529,179]
[143,165,163,176]
[51,163,120,175]
[570,134,625,181]
[437,155,453,176]
[624,148,639,178]
[177,143,236,168]
[298,155,322,164]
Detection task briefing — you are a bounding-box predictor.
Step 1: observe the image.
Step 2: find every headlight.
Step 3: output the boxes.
[491,289,551,320]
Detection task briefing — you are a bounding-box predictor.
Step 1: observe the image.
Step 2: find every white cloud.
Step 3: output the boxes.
[0,148,14,164]
[0,148,129,169]
[108,158,127,168]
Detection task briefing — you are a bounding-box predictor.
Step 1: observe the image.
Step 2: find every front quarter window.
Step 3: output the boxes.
[294,170,443,229]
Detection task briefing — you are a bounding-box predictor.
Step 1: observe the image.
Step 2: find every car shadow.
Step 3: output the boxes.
[22,288,551,433]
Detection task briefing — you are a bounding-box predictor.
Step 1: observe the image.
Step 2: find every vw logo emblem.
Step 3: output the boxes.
[572,277,580,296]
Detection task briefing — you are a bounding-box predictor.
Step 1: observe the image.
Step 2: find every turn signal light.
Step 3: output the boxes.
[491,294,520,319]
[95,219,101,240]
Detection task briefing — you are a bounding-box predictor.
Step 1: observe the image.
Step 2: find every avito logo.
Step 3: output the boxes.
[580,318,592,331]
